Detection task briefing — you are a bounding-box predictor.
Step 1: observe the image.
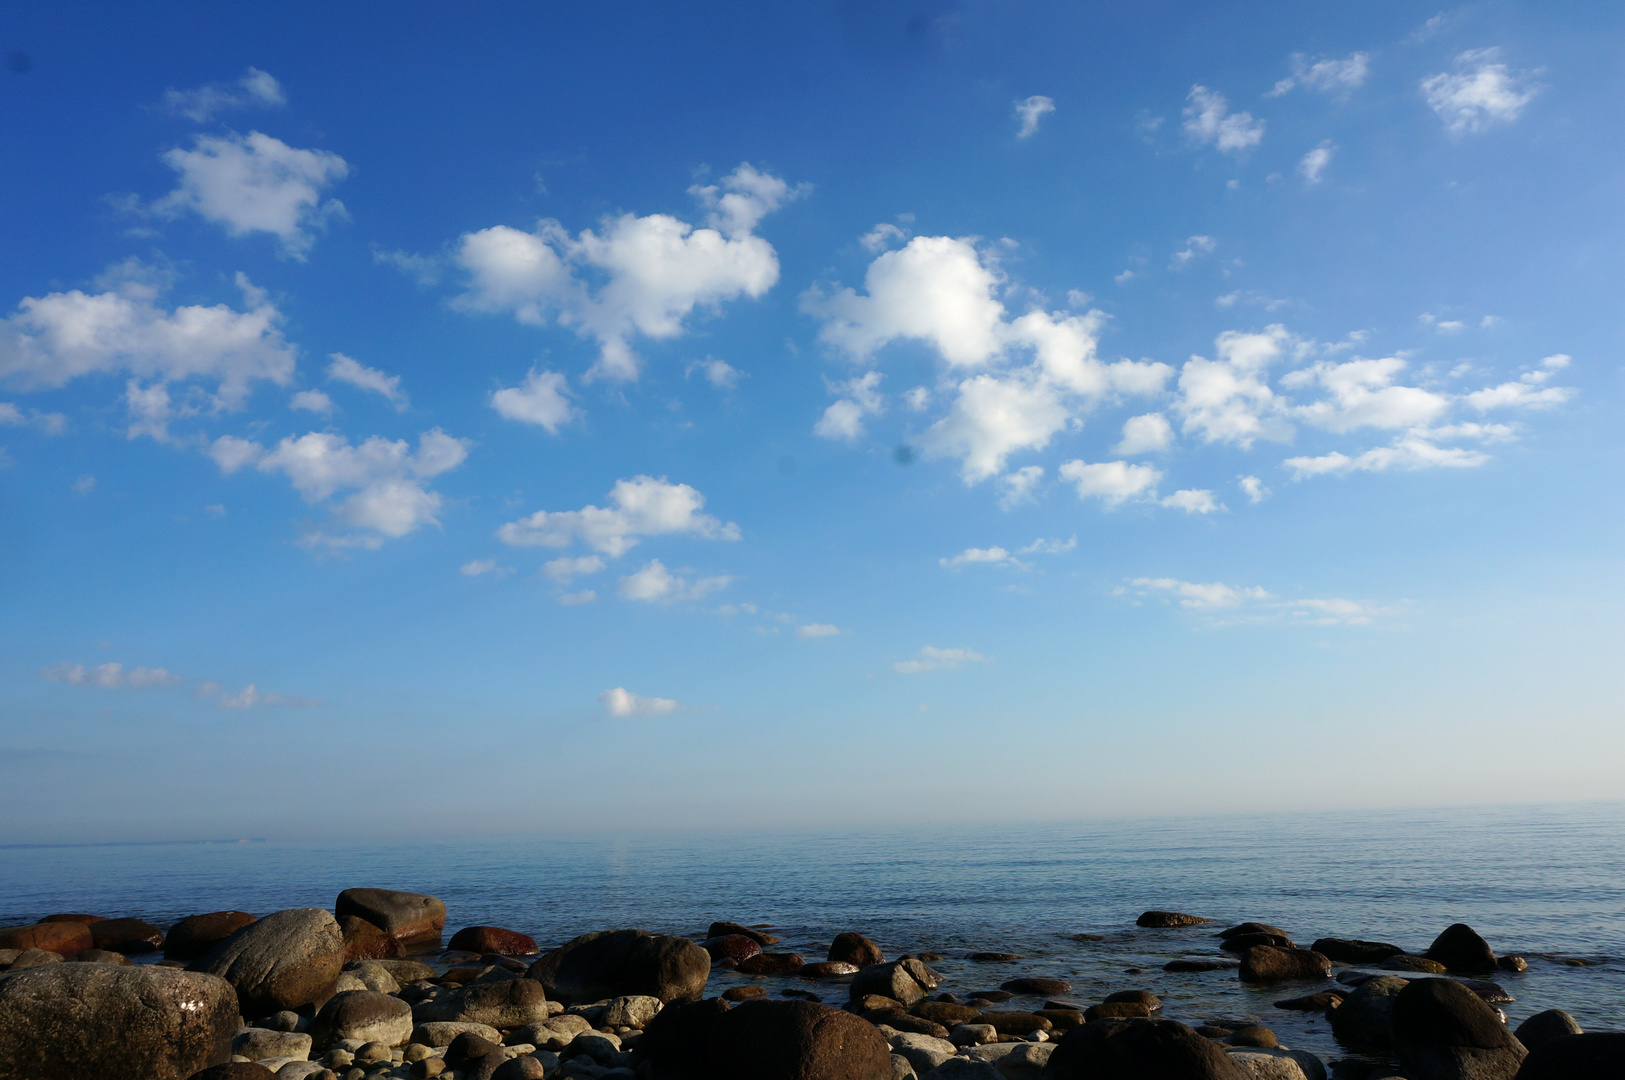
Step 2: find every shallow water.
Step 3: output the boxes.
[3,801,1622,1065]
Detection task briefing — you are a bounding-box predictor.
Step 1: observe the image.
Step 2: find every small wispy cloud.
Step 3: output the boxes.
[893,645,989,674]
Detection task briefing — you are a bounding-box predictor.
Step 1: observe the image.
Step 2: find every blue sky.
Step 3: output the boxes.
[3,1,1623,842]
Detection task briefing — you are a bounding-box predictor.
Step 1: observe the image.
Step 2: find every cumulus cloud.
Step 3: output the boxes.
[601,687,679,717]
[893,645,988,674]
[0,269,295,439]
[152,131,349,259]
[686,358,742,390]
[454,164,802,381]
[1238,474,1269,503]
[1182,86,1265,153]
[1126,576,1378,625]
[461,558,505,576]
[290,389,334,415]
[1014,95,1056,138]
[1113,412,1173,455]
[941,535,1074,570]
[214,685,320,709]
[210,427,469,544]
[860,223,909,254]
[1160,488,1222,514]
[996,465,1044,508]
[1058,459,1161,505]
[798,623,842,638]
[1464,354,1573,411]
[814,371,885,441]
[327,354,408,410]
[1175,325,1299,447]
[0,402,67,434]
[160,68,286,122]
[617,559,731,603]
[940,545,1012,568]
[1299,141,1335,184]
[1284,356,1452,433]
[497,475,738,558]
[542,554,605,583]
[491,368,575,432]
[1422,49,1540,134]
[1170,235,1217,270]
[1269,53,1371,97]
[1283,430,1490,476]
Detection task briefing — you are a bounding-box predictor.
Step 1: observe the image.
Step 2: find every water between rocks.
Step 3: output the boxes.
[4,801,1622,1065]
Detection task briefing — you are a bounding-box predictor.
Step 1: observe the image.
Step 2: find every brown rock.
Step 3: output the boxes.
[1102,991,1161,1012]
[735,952,806,975]
[1218,923,1288,939]
[1237,946,1332,983]
[1310,938,1404,965]
[447,926,539,956]
[1381,953,1448,974]
[72,949,133,965]
[1219,933,1294,954]
[1273,990,1345,1011]
[526,928,709,1004]
[39,914,105,924]
[334,889,446,947]
[6,948,64,970]
[1163,958,1240,972]
[1038,1008,1086,1031]
[713,999,893,1080]
[188,908,344,1015]
[868,1010,950,1039]
[1424,923,1499,973]
[1227,1025,1277,1048]
[910,1000,983,1027]
[707,921,778,947]
[801,961,860,978]
[979,1011,1054,1035]
[1045,1018,1249,1079]
[723,985,767,1001]
[1000,977,1072,995]
[1136,911,1214,929]
[187,1066,278,1080]
[0,922,93,957]
[166,913,258,962]
[828,932,884,968]
[1086,1002,1151,1022]
[340,914,404,961]
[702,934,762,962]
[1390,977,1526,1079]
[90,917,166,954]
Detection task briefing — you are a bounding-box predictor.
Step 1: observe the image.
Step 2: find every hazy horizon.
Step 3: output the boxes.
[3,0,1622,844]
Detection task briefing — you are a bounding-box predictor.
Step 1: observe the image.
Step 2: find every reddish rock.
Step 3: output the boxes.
[166,913,258,962]
[702,934,762,962]
[980,1011,1055,1035]
[827,932,883,968]
[735,952,805,976]
[706,922,778,947]
[722,985,767,1002]
[90,918,166,955]
[39,914,106,925]
[334,889,446,947]
[446,926,539,957]
[340,915,404,961]
[1046,1018,1249,1080]
[0,922,93,957]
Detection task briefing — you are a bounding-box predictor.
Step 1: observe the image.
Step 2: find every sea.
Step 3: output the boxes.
[3,801,1622,1066]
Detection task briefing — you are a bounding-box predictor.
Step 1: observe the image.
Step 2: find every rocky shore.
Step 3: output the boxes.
[0,892,1617,1080]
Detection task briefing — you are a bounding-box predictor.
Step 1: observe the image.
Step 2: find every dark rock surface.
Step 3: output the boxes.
[1513,1032,1625,1079]
[447,926,539,956]
[1390,977,1526,1080]
[737,951,807,975]
[830,932,885,968]
[313,989,414,1046]
[416,978,551,1028]
[1044,1017,1249,1079]
[89,917,166,954]
[707,921,779,947]
[703,934,763,962]
[1512,1009,1582,1050]
[334,889,447,947]
[1311,939,1405,965]
[1218,923,1290,940]
[0,921,93,957]
[165,913,258,962]
[1424,924,1499,974]
[187,1065,278,1080]
[527,928,709,1004]
[339,914,404,961]
[1330,976,1409,1051]
[1237,947,1333,983]
[1137,911,1215,929]
[1001,977,1073,995]
[642,997,891,1080]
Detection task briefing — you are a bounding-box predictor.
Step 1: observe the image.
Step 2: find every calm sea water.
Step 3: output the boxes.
[3,802,1622,1065]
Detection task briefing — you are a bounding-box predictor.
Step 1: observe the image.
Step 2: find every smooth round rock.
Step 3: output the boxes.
[1423,924,1498,973]
[1001,977,1072,996]
[334,890,446,948]
[829,932,885,968]
[90,917,166,954]
[1238,947,1332,983]
[1045,1018,1249,1079]
[1514,1032,1625,1079]
[189,908,345,1015]
[313,990,413,1048]
[447,926,539,957]
[167,913,258,962]
[1330,976,1409,1051]
[1390,977,1526,1080]
[0,921,93,957]
[527,928,708,1005]
[702,934,762,962]
[1310,938,1403,965]
[415,978,551,1028]
[1514,1009,1583,1050]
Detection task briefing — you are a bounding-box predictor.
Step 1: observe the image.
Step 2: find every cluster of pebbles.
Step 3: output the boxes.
[0,892,1618,1080]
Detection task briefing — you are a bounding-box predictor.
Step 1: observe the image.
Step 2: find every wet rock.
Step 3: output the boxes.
[723,985,767,1002]
[604,994,662,1028]
[1220,924,1290,940]
[1166,958,1241,972]
[1423,924,1498,974]
[73,948,133,965]
[1380,954,1448,974]
[642,996,891,1080]
[852,960,936,1007]
[448,926,540,957]
[1222,934,1296,955]
[1513,1031,1625,1079]
[1038,1009,1086,1032]
[0,961,241,1080]
[1228,1026,1278,1049]
[1199,1025,1234,1038]
[1512,1010,1582,1050]
[232,1028,313,1061]
[1389,977,1526,1080]
[707,921,778,946]
[334,890,447,948]
[978,1011,1053,1036]
[968,952,1022,962]
[167,913,259,962]
[1086,1002,1151,1022]
[188,1065,278,1080]
[1310,939,1404,965]
[1330,976,1409,1051]
[736,951,806,975]
[830,932,885,968]
[417,978,551,1028]
[1496,955,1527,974]
[1000,977,1072,996]
[1458,980,1514,1005]
[1225,1047,1329,1080]
[1045,1017,1249,1079]
[0,921,93,957]
[7,947,64,970]
[39,913,104,924]
[912,1000,983,1028]
[413,1020,503,1046]
[1238,947,1333,984]
[88,916,166,954]
[1273,990,1346,1012]
[190,908,345,1015]
[970,991,1014,1003]
[337,915,402,962]
[703,934,762,962]
[528,929,709,1005]
[1137,911,1215,929]
[313,990,413,1047]
[803,960,862,978]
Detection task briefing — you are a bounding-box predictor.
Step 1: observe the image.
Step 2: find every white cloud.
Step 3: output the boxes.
[154,132,349,259]
[373,248,443,287]
[903,386,931,411]
[814,371,885,441]
[210,427,469,542]
[43,662,181,689]
[543,554,605,583]
[1464,354,1573,411]
[290,389,334,415]
[454,164,801,381]
[1058,459,1162,505]
[860,223,908,254]
[0,270,295,434]
[1170,235,1217,270]
[327,353,408,410]
[461,558,504,576]
[559,590,597,606]
[893,645,988,674]
[1174,325,1297,447]
[1126,576,1378,625]
[996,465,1044,508]
[1269,53,1371,97]
[797,623,842,638]
[1182,86,1265,153]
[1014,95,1056,138]
[160,68,286,122]
[1284,430,1490,476]
[1113,412,1173,455]
[1238,474,1269,503]
[1422,49,1540,134]
[0,402,66,434]
[601,687,679,717]
[921,371,1071,482]
[491,368,575,432]
[215,684,320,710]
[617,559,731,603]
[686,358,742,390]
[940,546,1012,568]
[1160,489,1222,514]
[1130,577,1270,609]
[1020,536,1076,555]
[496,475,738,558]
[1299,141,1335,184]
[1284,356,1452,433]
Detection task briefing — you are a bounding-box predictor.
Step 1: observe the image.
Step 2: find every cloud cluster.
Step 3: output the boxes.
[160,68,286,122]
[0,402,66,434]
[1182,86,1265,154]
[210,427,469,545]
[43,661,317,708]
[1269,53,1371,97]
[491,368,575,432]
[1126,577,1379,625]
[454,164,802,381]
[1422,49,1540,134]
[940,536,1076,570]
[617,559,732,603]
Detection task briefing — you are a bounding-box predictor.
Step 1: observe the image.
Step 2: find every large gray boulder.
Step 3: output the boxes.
[1225,1047,1328,1079]
[527,929,708,1004]
[333,889,446,947]
[414,978,551,1028]
[0,962,241,1080]
[189,908,344,1015]
[1390,978,1525,1080]
[312,989,413,1047]
[231,1027,313,1062]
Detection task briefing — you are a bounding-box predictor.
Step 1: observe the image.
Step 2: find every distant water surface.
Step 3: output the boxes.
[4,802,1621,1064]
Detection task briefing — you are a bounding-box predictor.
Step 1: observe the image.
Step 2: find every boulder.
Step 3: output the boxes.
[852,960,939,1007]
[73,948,132,965]
[0,961,241,1080]
[1044,1018,1250,1079]
[411,1020,503,1046]
[492,1056,549,1080]
[1086,1002,1152,1022]
[527,929,709,1005]
[805,961,862,978]
[921,1060,1003,1080]
[703,934,763,962]
[334,889,446,947]
[913,1001,984,1028]
[707,921,778,947]
[358,958,436,984]
[166,913,258,962]
[1273,990,1345,1012]
[979,1011,1053,1036]
[312,990,413,1047]
[1238,947,1332,984]
[724,985,768,1002]
[189,908,345,1015]
[1166,958,1240,972]
[991,1042,1055,1080]
[38,913,104,924]
[831,933,886,968]
[1310,939,1403,965]
[1102,991,1161,1012]
[1513,1032,1625,1079]
[1424,925,1498,974]
[1511,1010,1582,1050]
[891,1032,958,1073]
[231,1028,313,1061]
[417,978,551,1028]
[1002,978,1073,996]
[1330,976,1409,1051]
[1220,924,1289,940]
[713,999,893,1079]
[605,994,663,1028]
[338,915,403,962]
[739,951,808,975]
[1389,977,1525,1080]
[188,1066,278,1080]
[1381,954,1448,974]
[1224,1047,1328,1080]
[343,961,401,995]
[1137,911,1214,929]
[7,947,64,970]
[448,926,540,957]
[0,921,93,957]
[88,917,166,954]
[1222,935,1295,955]
[1228,1026,1277,1049]
[1497,956,1528,974]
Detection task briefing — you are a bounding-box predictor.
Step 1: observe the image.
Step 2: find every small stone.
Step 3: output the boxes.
[1000,977,1072,996]
[1228,1025,1278,1048]
[1196,1025,1233,1038]
[828,932,884,968]
[1136,910,1213,928]
[1378,954,1447,974]
[967,952,1021,962]
[722,985,766,1002]
[799,961,860,978]
[1497,955,1528,973]
[951,1023,998,1046]
[1085,1002,1150,1022]
[734,951,805,975]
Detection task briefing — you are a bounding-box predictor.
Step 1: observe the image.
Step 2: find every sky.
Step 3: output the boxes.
[2,0,1623,843]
